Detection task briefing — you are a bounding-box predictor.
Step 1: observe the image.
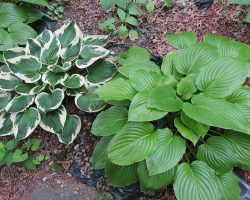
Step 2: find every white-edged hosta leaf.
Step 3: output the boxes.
[146,128,186,175]
[183,94,250,134]
[166,32,197,49]
[108,122,158,165]
[92,136,112,169]
[15,83,36,95]
[0,113,13,136]
[105,161,138,187]
[177,74,197,100]
[0,73,20,91]
[42,71,68,87]
[35,88,64,112]
[7,55,42,83]
[218,172,241,200]
[62,74,85,89]
[26,38,41,58]
[57,115,81,145]
[66,85,87,96]
[3,47,26,60]
[196,57,248,98]
[29,84,46,95]
[61,37,81,62]
[75,86,106,113]
[147,85,183,112]
[197,136,236,174]
[76,46,110,69]
[47,62,71,73]
[128,91,168,122]
[36,29,53,44]
[39,105,67,133]
[13,107,41,140]
[82,35,108,46]
[91,106,128,136]
[137,161,175,191]
[227,87,250,106]
[175,44,219,75]
[0,65,10,74]
[95,78,137,101]
[173,161,221,200]
[0,92,11,112]
[86,59,117,84]
[5,95,34,113]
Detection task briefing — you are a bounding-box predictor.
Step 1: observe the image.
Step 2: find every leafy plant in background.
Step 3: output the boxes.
[229,0,250,22]
[0,138,49,170]
[7,0,49,6]
[47,0,69,21]
[0,21,117,145]
[91,32,250,199]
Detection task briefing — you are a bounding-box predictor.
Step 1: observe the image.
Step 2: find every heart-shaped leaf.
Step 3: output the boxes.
[62,74,85,89]
[0,73,20,91]
[42,71,68,87]
[5,95,34,113]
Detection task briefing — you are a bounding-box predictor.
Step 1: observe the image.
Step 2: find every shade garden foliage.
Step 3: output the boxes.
[0,21,117,145]
[91,32,250,199]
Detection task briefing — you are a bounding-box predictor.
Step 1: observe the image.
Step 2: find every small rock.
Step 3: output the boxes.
[74,191,79,195]
[74,144,80,150]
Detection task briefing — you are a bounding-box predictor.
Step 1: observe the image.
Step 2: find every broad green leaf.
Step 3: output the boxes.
[128,91,168,122]
[146,1,155,13]
[0,113,13,136]
[229,0,250,4]
[82,35,108,46]
[117,8,126,21]
[164,0,174,7]
[125,16,138,26]
[147,85,183,112]
[5,95,34,113]
[227,87,250,106]
[105,161,138,187]
[30,138,42,151]
[95,78,136,101]
[174,161,221,200]
[15,0,49,7]
[146,128,186,175]
[196,57,248,98]
[42,71,68,87]
[197,136,236,174]
[13,108,41,140]
[5,140,18,151]
[39,106,67,133]
[26,38,41,58]
[117,25,129,38]
[3,47,26,60]
[0,92,11,112]
[137,161,175,191]
[36,29,53,44]
[62,74,85,89]
[177,74,197,100]
[57,115,81,145]
[15,83,36,95]
[166,32,197,49]
[0,28,14,51]
[92,136,112,169]
[244,8,250,22]
[12,149,28,162]
[29,84,46,95]
[61,37,81,62]
[129,30,139,40]
[183,94,250,134]
[35,88,64,112]
[91,106,128,136]
[0,73,20,91]
[100,0,132,10]
[128,2,142,15]
[108,122,158,165]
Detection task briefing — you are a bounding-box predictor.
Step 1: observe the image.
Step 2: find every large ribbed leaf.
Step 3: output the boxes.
[197,136,236,174]
[227,87,250,106]
[175,44,219,75]
[105,161,138,187]
[91,106,128,136]
[92,136,112,169]
[177,74,197,100]
[5,95,34,113]
[218,172,241,200]
[137,161,175,191]
[128,91,168,122]
[166,32,197,49]
[183,94,250,134]
[0,28,14,51]
[108,122,158,165]
[0,92,11,112]
[174,161,221,200]
[196,57,248,98]
[15,0,49,6]
[0,113,13,136]
[95,78,137,101]
[0,73,20,91]
[146,128,186,175]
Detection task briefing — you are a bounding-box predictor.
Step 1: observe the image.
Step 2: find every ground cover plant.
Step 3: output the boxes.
[229,0,250,22]
[0,21,116,145]
[91,32,250,199]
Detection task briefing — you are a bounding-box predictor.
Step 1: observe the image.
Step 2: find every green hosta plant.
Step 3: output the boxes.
[91,32,250,199]
[0,21,116,144]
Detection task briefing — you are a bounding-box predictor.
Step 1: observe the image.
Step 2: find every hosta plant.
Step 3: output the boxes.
[91,32,250,199]
[0,21,116,144]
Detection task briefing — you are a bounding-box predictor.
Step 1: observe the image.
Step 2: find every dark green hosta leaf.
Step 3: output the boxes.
[105,161,138,187]
[197,136,236,174]
[196,57,248,98]
[39,106,67,133]
[13,108,41,140]
[227,87,250,106]
[128,91,168,122]
[57,115,81,145]
[15,83,36,95]
[66,85,87,96]
[177,74,197,100]
[86,59,117,84]
[42,71,68,87]
[29,84,46,95]
[147,85,183,112]
[166,32,197,49]
[0,113,13,136]
[47,62,71,73]
[183,94,250,134]
[62,74,85,89]
[108,122,158,165]
[0,73,20,91]
[3,47,26,60]
[37,29,53,45]
[5,95,34,113]
[0,28,14,51]
[23,7,43,24]
[137,161,175,191]
[95,78,137,101]
[146,128,186,175]
[0,92,11,112]
[92,136,112,169]
[82,35,108,46]
[61,37,81,62]
[26,38,41,58]
[174,161,221,200]
[15,0,49,7]
[91,106,128,136]
[35,88,64,112]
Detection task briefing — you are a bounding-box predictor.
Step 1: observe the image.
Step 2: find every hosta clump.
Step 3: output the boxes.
[91,32,250,199]
[0,21,117,144]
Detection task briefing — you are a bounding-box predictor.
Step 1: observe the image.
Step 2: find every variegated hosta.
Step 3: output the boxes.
[91,33,250,199]
[0,21,117,145]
